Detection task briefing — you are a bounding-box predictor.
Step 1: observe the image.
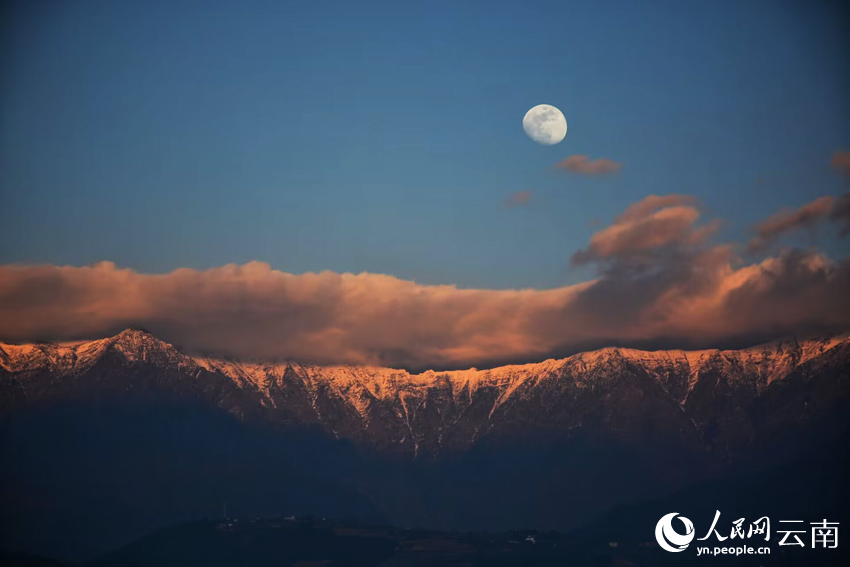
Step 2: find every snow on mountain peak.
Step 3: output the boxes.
[2,328,848,408]
[2,328,849,456]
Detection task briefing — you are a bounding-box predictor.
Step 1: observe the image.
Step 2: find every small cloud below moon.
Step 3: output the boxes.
[505,190,533,208]
[555,155,623,175]
[832,150,850,177]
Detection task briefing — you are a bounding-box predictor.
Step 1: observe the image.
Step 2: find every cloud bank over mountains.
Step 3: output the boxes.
[2,194,849,370]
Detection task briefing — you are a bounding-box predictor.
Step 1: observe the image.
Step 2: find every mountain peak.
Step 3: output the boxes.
[106,328,182,363]
[113,326,156,340]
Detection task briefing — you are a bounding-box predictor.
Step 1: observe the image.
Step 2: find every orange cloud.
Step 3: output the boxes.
[505,190,533,208]
[748,192,850,251]
[554,155,622,175]
[832,150,850,176]
[2,195,849,370]
[0,262,588,369]
[571,195,717,264]
[1,251,846,371]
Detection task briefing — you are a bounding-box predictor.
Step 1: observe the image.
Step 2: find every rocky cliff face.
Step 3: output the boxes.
[3,328,849,459]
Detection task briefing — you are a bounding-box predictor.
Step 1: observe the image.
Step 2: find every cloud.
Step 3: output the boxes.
[748,193,850,252]
[832,150,850,176]
[554,155,622,175]
[1,195,848,370]
[505,190,533,208]
[834,193,850,236]
[571,195,718,264]
[0,262,588,369]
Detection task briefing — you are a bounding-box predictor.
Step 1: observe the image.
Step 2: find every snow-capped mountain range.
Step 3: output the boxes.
[2,328,849,457]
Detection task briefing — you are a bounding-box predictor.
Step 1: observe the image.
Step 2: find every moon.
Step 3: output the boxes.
[522,104,567,145]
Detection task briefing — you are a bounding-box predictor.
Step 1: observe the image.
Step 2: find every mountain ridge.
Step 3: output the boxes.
[3,328,849,458]
[3,327,848,386]
[3,329,850,561]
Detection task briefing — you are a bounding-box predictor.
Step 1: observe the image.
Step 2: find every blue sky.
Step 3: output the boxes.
[1,0,848,289]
